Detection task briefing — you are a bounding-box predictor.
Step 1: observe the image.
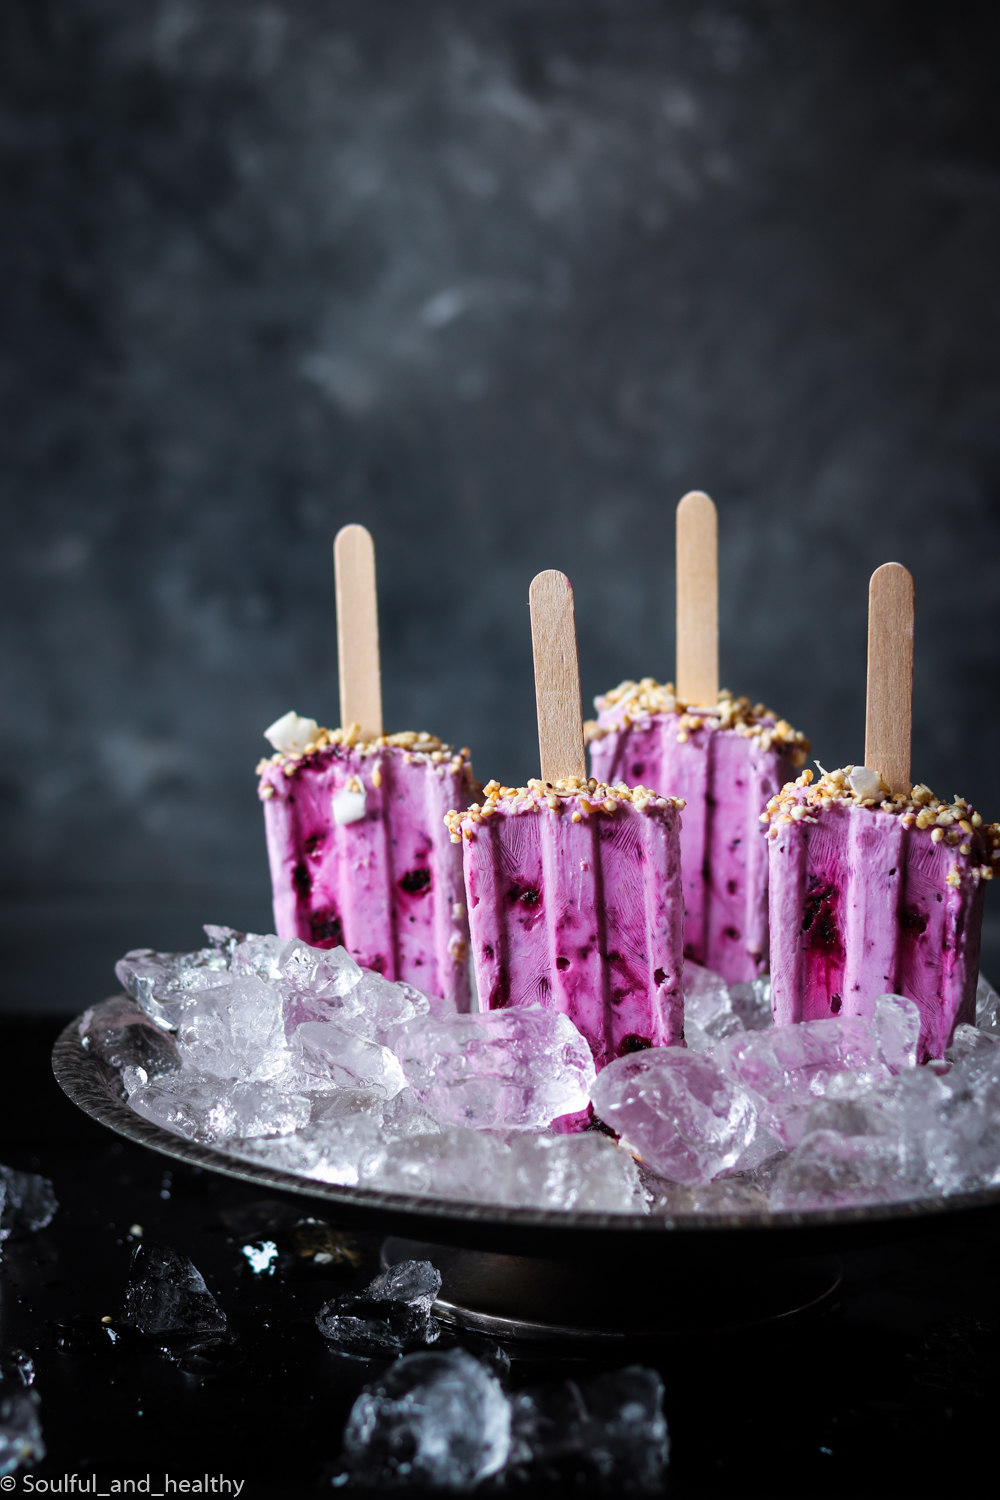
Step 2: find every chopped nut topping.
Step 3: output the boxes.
[761,765,1000,886]
[257,722,475,793]
[443,776,684,843]
[585,678,810,765]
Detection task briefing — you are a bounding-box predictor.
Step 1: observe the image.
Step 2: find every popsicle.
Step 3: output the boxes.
[258,524,476,1008]
[445,570,686,1072]
[586,492,809,984]
[765,562,999,1061]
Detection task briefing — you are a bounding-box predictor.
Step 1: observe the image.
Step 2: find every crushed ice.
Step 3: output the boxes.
[103,928,1000,1215]
[336,1348,669,1491]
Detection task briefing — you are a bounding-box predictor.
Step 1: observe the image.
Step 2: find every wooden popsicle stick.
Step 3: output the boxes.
[529,570,587,784]
[865,561,914,795]
[334,524,383,739]
[676,490,719,707]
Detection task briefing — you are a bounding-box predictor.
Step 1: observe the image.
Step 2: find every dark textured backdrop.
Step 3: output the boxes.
[3,0,999,1007]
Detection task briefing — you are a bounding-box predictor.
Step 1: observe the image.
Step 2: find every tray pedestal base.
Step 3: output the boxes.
[383,1236,841,1349]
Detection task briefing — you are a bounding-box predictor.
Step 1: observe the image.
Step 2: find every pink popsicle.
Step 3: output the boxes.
[765,562,997,1061]
[260,726,476,1006]
[764,768,997,1059]
[588,680,808,983]
[586,493,809,984]
[446,777,685,1067]
[446,570,686,1078]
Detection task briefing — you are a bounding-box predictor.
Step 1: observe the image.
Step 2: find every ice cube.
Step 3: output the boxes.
[682,961,743,1050]
[494,1133,648,1214]
[0,1389,45,1476]
[947,1024,1000,1088]
[292,1020,407,1098]
[316,1259,441,1354]
[770,1128,914,1210]
[392,1008,596,1130]
[203,924,245,956]
[870,994,921,1073]
[229,1114,386,1186]
[175,977,289,1082]
[79,996,180,1083]
[340,1348,511,1490]
[590,1048,757,1185]
[640,1169,769,1215]
[123,1069,310,1144]
[0,1350,34,1388]
[729,976,773,1031]
[115,945,232,1031]
[509,1366,669,1490]
[0,1165,58,1241]
[358,1128,506,1202]
[717,1015,890,1147]
[229,933,288,982]
[121,1242,227,1338]
[379,1089,442,1140]
[976,972,1000,1036]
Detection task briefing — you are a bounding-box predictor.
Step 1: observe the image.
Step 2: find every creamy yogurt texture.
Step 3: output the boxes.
[587,680,809,986]
[259,723,478,1010]
[446,776,686,1081]
[763,767,999,1060]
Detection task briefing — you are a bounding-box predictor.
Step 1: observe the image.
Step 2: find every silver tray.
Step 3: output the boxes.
[52,998,1000,1267]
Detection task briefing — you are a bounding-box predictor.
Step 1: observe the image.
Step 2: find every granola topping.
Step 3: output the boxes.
[761,766,999,884]
[256,722,474,786]
[584,678,810,764]
[444,777,684,844]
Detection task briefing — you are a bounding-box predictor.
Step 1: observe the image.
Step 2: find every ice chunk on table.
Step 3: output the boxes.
[392,1007,596,1130]
[0,1165,58,1241]
[764,768,998,1059]
[591,1047,757,1185]
[316,1259,441,1354]
[259,726,476,1008]
[121,1242,227,1339]
[447,777,684,1071]
[0,1389,45,1476]
[587,680,809,984]
[340,1348,511,1490]
[509,1366,669,1490]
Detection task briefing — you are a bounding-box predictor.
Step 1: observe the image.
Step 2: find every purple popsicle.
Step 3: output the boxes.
[259,724,476,1006]
[257,525,476,1008]
[587,492,809,983]
[446,570,686,1076]
[764,767,997,1059]
[765,563,998,1060]
[588,681,808,984]
[446,776,685,1067]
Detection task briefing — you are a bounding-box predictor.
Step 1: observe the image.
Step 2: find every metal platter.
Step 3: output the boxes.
[52,998,1000,1271]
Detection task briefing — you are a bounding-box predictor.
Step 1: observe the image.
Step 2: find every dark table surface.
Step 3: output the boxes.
[3,1012,1000,1498]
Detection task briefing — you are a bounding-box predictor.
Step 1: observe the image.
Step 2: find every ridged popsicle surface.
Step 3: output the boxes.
[587,680,809,984]
[765,768,999,1060]
[447,777,685,1070]
[259,728,476,1008]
